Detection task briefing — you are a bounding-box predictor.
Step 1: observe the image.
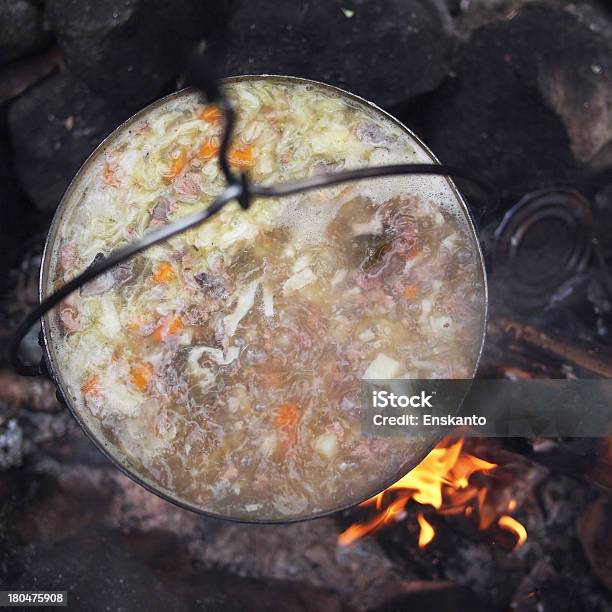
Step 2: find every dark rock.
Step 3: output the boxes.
[577,495,612,595]
[0,136,29,282]
[208,1,331,80]
[536,7,612,163]
[0,0,50,64]
[210,0,454,108]
[368,580,478,612]
[424,5,587,197]
[46,0,229,110]
[0,46,62,103]
[8,71,130,211]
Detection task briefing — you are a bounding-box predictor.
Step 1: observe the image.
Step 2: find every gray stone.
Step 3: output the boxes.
[46,0,228,110]
[0,0,50,64]
[210,0,454,109]
[8,72,129,211]
[423,4,584,197]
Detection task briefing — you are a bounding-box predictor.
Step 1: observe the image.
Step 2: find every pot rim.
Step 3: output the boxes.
[39,74,489,524]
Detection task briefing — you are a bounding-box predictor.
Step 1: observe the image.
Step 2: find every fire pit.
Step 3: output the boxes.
[1,0,612,610]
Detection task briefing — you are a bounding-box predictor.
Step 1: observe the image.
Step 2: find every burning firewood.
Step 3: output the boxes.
[338,437,530,552]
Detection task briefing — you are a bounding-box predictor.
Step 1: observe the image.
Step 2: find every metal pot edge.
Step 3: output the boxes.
[38,74,489,524]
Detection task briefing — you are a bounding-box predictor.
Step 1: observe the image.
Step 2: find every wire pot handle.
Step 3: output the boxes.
[10,62,497,376]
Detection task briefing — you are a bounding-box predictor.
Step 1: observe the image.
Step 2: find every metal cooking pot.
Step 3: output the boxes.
[30,75,488,523]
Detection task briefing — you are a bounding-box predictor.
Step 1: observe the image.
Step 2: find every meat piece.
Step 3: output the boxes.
[194,272,229,299]
[157,363,189,402]
[355,121,389,144]
[351,441,374,459]
[149,196,177,227]
[59,306,80,332]
[80,253,137,297]
[174,171,201,198]
[60,242,77,273]
[182,305,211,326]
[113,259,137,286]
[327,196,376,240]
[310,160,342,176]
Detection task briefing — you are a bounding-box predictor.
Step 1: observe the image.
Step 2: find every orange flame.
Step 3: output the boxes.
[338,438,527,551]
[417,513,435,548]
[498,515,527,550]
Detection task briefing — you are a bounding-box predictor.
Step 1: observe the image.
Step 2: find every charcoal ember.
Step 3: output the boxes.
[46,0,228,110]
[424,5,581,197]
[0,0,50,64]
[577,495,612,594]
[8,72,129,211]
[209,0,453,108]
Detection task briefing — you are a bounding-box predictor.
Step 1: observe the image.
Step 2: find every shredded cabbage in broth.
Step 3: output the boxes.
[46,78,486,520]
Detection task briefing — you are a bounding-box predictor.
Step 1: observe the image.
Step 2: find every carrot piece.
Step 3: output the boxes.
[403,284,418,300]
[167,315,183,335]
[151,326,164,344]
[198,105,222,123]
[150,262,176,284]
[274,402,300,429]
[81,375,100,397]
[274,402,300,454]
[151,314,183,343]
[198,137,219,161]
[165,150,187,181]
[228,145,254,168]
[406,244,421,258]
[130,362,154,391]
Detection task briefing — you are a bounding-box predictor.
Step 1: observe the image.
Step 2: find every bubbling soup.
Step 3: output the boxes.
[45,77,486,520]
